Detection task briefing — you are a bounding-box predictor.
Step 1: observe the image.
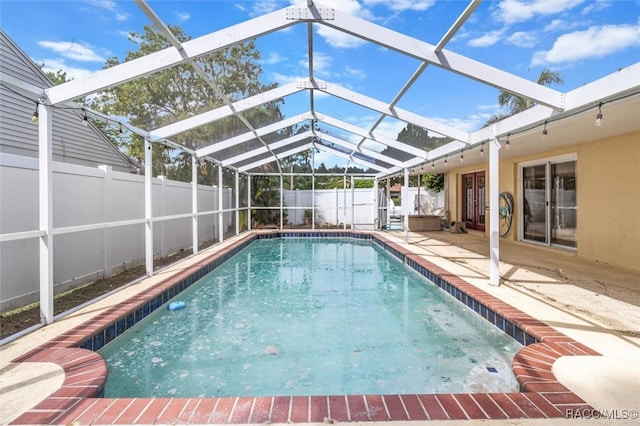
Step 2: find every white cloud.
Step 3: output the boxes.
[175,12,191,22]
[269,72,304,86]
[495,0,587,24]
[544,19,565,32]
[300,51,341,79]
[531,23,640,66]
[250,0,281,16]
[36,58,97,81]
[344,65,366,80]
[317,26,366,49]
[434,114,490,133]
[37,40,106,62]
[88,0,117,11]
[115,13,129,22]
[362,0,436,12]
[373,119,407,140]
[543,18,587,33]
[468,29,506,48]
[581,0,611,15]
[263,52,286,65]
[506,31,537,48]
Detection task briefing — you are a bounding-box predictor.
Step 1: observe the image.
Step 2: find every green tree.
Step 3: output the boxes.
[485,69,563,125]
[89,24,283,181]
[41,66,71,85]
[422,173,444,192]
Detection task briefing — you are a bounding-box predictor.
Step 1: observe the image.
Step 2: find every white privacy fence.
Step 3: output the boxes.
[0,155,233,312]
[0,155,443,313]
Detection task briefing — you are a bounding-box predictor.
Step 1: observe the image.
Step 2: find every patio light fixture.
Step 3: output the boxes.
[542,122,548,138]
[82,110,89,126]
[460,150,464,162]
[505,134,510,149]
[444,155,448,166]
[432,160,435,169]
[595,102,603,126]
[480,143,484,156]
[31,102,39,124]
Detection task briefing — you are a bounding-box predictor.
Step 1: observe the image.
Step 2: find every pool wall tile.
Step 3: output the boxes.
[10,230,602,425]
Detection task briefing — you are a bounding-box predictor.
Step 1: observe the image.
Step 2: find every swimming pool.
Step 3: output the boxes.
[99,237,521,397]
[11,230,599,424]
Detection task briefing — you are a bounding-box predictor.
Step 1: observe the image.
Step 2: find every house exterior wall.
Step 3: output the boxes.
[444,131,640,271]
[577,131,639,269]
[0,30,136,173]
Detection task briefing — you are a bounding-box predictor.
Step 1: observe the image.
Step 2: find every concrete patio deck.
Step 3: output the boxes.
[1,230,638,425]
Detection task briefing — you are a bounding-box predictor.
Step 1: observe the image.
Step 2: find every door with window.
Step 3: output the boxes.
[462,171,485,232]
[522,159,577,248]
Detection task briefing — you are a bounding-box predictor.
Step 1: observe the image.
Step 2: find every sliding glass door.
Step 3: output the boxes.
[522,158,577,248]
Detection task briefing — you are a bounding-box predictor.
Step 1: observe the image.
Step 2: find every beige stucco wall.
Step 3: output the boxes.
[444,131,640,271]
[577,131,640,270]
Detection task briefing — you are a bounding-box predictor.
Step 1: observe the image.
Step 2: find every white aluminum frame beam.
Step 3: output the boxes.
[238,143,313,172]
[317,7,564,110]
[236,139,385,174]
[315,144,384,172]
[318,113,429,159]
[318,83,470,143]
[196,113,310,157]
[135,0,283,174]
[44,6,297,105]
[221,132,312,167]
[353,0,481,153]
[197,110,425,171]
[314,131,404,168]
[152,82,304,140]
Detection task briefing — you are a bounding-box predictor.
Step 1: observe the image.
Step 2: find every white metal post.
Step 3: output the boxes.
[373,178,378,229]
[279,175,284,230]
[218,166,224,243]
[235,169,240,236]
[334,187,338,226]
[192,156,198,255]
[343,176,347,230]
[312,169,316,230]
[158,175,166,257]
[247,175,252,230]
[38,104,54,324]
[489,135,501,286]
[351,176,355,230]
[403,168,409,244]
[144,138,153,276]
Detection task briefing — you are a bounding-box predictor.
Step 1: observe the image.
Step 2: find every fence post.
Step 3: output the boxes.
[38,104,54,324]
[218,166,223,243]
[99,165,113,279]
[235,170,239,236]
[144,139,153,276]
[334,187,338,226]
[247,175,252,230]
[192,156,198,255]
[158,175,167,256]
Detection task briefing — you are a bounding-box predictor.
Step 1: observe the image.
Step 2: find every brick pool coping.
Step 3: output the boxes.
[11,230,599,424]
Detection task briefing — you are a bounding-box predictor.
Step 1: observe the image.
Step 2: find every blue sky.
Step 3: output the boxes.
[2,0,639,167]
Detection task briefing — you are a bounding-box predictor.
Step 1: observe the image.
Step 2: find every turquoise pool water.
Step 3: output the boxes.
[99,238,521,397]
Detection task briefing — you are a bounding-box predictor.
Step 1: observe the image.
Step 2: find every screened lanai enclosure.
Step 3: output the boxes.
[1,0,639,329]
